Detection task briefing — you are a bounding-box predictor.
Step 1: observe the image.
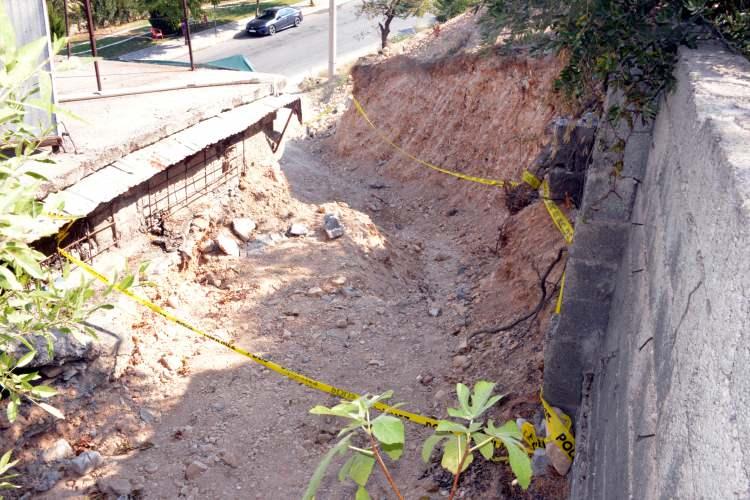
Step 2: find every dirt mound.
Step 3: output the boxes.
[332,50,572,335]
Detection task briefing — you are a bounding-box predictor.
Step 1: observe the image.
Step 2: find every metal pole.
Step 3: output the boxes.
[182,0,195,71]
[328,0,336,79]
[63,0,71,58]
[83,0,101,91]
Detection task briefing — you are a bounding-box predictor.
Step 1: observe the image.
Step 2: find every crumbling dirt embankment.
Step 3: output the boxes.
[332,51,572,351]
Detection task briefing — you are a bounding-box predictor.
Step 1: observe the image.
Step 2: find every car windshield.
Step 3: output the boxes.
[257,10,277,20]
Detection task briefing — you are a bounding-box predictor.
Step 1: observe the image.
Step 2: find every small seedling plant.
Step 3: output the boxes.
[306,381,531,500]
[304,391,406,500]
[422,381,531,498]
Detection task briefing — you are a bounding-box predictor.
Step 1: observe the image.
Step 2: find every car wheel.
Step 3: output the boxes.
[294,17,301,27]
[268,24,276,35]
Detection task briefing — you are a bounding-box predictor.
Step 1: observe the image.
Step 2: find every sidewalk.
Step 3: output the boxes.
[120,0,353,62]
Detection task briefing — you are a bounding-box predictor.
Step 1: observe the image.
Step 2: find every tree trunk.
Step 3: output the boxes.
[255,0,260,16]
[379,15,394,49]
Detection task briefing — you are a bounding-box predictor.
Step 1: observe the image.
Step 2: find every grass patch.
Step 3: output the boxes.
[207,0,300,23]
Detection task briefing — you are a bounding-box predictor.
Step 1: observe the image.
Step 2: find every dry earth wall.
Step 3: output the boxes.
[544,43,750,498]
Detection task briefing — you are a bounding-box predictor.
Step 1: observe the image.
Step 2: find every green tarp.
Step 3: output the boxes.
[134,54,256,72]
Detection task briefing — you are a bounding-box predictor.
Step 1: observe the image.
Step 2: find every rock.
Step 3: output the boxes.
[282,330,293,340]
[145,463,159,474]
[531,449,551,476]
[335,319,348,329]
[216,232,241,257]
[546,442,572,475]
[160,355,181,372]
[429,307,442,317]
[232,218,257,242]
[367,359,383,367]
[69,451,103,476]
[198,239,216,254]
[457,338,470,354]
[287,223,309,237]
[34,468,62,492]
[323,213,345,240]
[331,276,347,286]
[40,365,64,378]
[41,438,74,463]
[219,451,240,468]
[433,390,447,403]
[306,287,324,297]
[6,328,94,369]
[418,373,434,385]
[434,253,451,262]
[97,477,132,496]
[185,461,209,480]
[139,408,158,424]
[452,355,469,370]
[167,295,181,309]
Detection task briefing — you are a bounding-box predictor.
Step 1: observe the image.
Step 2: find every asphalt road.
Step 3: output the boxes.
[182,1,432,77]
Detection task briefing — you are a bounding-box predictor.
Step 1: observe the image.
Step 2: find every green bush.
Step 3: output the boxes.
[482,0,750,120]
[434,0,473,22]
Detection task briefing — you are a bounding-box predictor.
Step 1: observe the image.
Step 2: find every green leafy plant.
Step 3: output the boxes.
[305,391,406,500]
[0,5,135,425]
[422,381,531,498]
[482,0,749,122]
[0,450,20,494]
[307,382,531,499]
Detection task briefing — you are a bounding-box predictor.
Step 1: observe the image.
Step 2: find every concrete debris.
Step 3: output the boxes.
[216,232,240,257]
[287,223,309,237]
[428,307,442,317]
[306,287,324,297]
[331,276,347,285]
[6,328,94,369]
[97,477,132,497]
[232,218,257,241]
[546,441,572,476]
[41,438,74,463]
[219,450,240,468]
[335,318,348,329]
[69,450,103,476]
[185,460,209,480]
[323,213,345,240]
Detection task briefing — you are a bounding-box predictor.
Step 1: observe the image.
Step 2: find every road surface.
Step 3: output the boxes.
[179,1,432,77]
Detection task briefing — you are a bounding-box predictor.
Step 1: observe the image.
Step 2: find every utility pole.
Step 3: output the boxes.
[82,0,101,91]
[63,0,71,58]
[182,0,195,71]
[328,0,336,79]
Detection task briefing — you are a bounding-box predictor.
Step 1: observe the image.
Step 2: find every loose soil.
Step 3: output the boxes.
[7,14,574,500]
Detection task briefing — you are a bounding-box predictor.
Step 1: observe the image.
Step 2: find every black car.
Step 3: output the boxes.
[245,7,303,36]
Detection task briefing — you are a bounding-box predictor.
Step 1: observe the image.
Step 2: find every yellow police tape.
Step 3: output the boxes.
[521,394,576,459]
[56,246,440,429]
[352,96,520,188]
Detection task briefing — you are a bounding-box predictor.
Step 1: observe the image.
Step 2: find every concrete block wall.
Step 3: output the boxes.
[544,43,750,498]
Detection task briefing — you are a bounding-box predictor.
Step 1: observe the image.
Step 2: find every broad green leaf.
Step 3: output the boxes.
[0,266,21,290]
[338,455,354,482]
[422,433,445,462]
[303,434,352,500]
[456,383,471,415]
[6,399,17,422]
[310,402,359,420]
[470,381,496,415]
[506,437,532,490]
[381,441,404,461]
[355,486,371,500]
[348,452,375,487]
[37,403,64,420]
[447,406,470,419]
[435,420,468,434]
[0,450,11,469]
[485,420,531,489]
[367,390,394,408]
[472,432,494,460]
[31,385,57,398]
[5,244,44,279]
[441,434,473,474]
[372,415,404,445]
[14,350,35,368]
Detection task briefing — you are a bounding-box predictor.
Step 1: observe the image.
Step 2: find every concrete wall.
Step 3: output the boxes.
[545,44,750,498]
